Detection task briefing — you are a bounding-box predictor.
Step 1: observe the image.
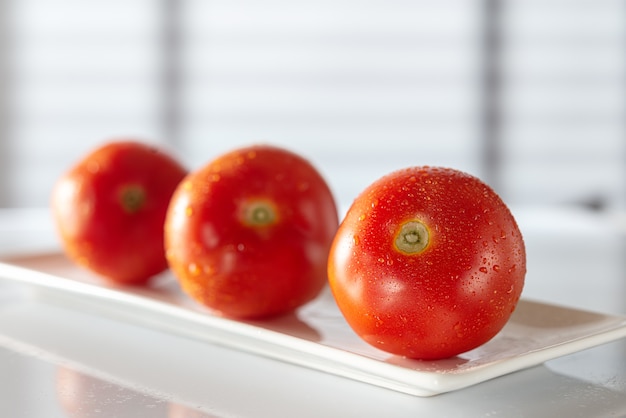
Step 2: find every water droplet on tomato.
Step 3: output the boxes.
[352,235,360,246]
[493,265,500,272]
[377,257,385,264]
[237,243,245,251]
[188,263,201,276]
[453,322,464,338]
[358,214,366,221]
[479,267,488,273]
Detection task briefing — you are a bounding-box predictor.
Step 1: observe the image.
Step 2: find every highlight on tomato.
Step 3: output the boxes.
[327,166,526,360]
[164,144,339,319]
[51,140,187,285]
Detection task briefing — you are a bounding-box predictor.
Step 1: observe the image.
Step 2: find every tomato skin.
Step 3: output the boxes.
[51,141,187,285]
[165,144,339,319]
[328,167,526,360]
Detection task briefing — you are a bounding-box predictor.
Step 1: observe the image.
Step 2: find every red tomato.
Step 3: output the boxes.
[328,167,526,360]
[164,144,339,319]
[51,140,187,285]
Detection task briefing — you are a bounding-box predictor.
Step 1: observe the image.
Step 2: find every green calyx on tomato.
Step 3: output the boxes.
[241,199,279,227]
[119,184,147,214]
[394,220,429,254]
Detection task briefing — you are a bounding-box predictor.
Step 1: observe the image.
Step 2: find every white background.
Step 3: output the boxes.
[0,0,624,211]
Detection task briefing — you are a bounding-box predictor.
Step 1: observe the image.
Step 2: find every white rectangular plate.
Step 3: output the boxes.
[1,253,625,397]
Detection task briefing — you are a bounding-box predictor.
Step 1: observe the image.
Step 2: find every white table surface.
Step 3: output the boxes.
[0,207,625,418]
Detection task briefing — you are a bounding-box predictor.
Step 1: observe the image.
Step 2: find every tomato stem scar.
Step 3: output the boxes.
[242,199,278,227]
[119,185,146,213]
[394,220,429,254]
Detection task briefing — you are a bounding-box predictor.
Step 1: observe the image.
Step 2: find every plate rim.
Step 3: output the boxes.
[1,252,625,397]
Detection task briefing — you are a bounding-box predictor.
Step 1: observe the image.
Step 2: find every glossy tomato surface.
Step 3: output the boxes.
[328,167,526,360]
[51,141,187,285]
[165,144,339,319]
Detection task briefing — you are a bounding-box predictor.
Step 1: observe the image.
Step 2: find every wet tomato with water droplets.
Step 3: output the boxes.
[51,140,187,285]
[327,166,526,360]
[164,144,339,319]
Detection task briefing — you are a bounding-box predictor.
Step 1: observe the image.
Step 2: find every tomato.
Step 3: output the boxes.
[51,140,187,285]
[164,144,339,319]
[327,166,526,360]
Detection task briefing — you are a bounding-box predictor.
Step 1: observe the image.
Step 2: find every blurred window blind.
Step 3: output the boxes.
[2,0,165,207]
[0,0,485,209]
[500,0,626,209]
[0,0,624,210]
[180,0,484,208]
